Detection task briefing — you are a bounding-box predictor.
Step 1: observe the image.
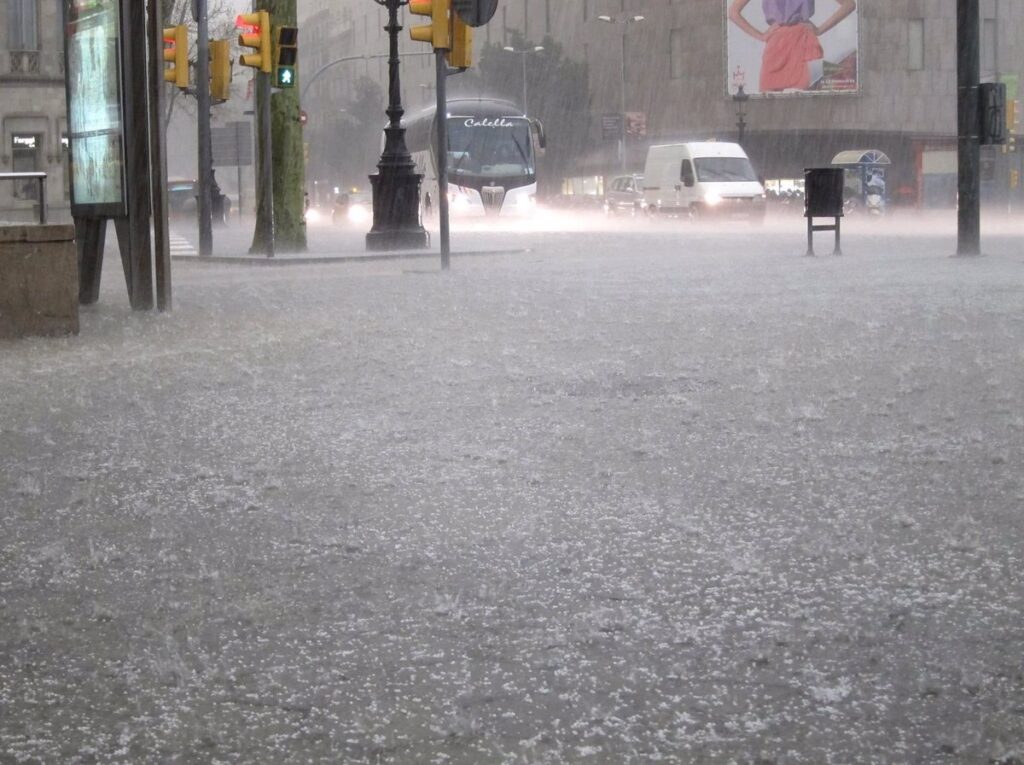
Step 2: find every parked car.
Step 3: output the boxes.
[604,174,647,216]
[167,178,196,216]
[166,178,231,223]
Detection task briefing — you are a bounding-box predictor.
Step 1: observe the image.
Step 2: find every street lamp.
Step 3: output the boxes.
[731,66,750,145]
[502,45,544,113]
[598,14,645,173]
[365,0,429,251]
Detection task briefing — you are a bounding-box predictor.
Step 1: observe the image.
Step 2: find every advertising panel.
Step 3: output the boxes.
[725,0,858,97]
[65,0,126,215]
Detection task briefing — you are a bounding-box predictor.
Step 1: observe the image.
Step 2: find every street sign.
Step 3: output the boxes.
[602,114,623,141]
[211,121,253,167]
[452,0,498,27]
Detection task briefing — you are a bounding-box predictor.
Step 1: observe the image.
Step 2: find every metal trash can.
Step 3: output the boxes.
[804,167,845,218]
[803,167,845,256]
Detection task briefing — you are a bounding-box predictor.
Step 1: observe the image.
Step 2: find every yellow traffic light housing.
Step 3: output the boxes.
[210,39,232,102]
[409,0,450,50]
[447,15,472,68]
[163,25,189,89]
[237,11,271,73]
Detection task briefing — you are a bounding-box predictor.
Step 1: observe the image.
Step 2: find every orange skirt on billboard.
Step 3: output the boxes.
[760,24,823,92]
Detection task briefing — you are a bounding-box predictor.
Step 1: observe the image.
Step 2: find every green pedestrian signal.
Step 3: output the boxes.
[276,65,295,87]
[274,26,298,89]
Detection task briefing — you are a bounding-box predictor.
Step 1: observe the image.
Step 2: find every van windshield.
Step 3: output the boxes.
[694,157,759,183]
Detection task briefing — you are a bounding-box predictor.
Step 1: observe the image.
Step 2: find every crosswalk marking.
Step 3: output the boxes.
[168,232,197,257]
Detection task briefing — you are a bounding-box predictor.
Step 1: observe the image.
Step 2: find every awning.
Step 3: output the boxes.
[830,149,892,166]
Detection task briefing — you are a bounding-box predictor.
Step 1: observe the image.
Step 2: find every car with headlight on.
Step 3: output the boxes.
[332,190,373,226]
[604,174,647,216]
[643,141,766,221]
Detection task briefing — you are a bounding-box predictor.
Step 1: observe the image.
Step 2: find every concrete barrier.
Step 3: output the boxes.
[0,224,79,339]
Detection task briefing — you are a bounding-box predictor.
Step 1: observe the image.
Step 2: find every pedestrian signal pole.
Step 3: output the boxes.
[238,9,274,257]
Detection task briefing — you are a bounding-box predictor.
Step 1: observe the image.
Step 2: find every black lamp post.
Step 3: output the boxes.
[733,83,750,145]
[366,0,429,251]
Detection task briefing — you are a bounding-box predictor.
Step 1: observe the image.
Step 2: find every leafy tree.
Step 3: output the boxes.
[472,31,590,197]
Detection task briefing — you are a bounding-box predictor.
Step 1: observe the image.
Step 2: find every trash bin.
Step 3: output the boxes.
[804,167,845,218]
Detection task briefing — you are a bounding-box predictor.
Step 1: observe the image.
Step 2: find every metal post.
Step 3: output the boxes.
[365,0,428,251]
[147,0,172,310]
[235,120,244,220]
[619,32,627,173]
[38,176,46,225]
[521,53,528,114]
[196,0,213,256]
[436,49,450,270]
[957,0,981,255]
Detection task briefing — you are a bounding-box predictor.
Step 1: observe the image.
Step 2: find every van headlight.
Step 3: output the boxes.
[704,191,723,206]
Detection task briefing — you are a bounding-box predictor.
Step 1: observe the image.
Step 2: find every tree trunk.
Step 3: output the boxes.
[251,0,306,253]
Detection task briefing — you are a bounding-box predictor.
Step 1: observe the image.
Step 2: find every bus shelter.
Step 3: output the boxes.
[831,149,891,208]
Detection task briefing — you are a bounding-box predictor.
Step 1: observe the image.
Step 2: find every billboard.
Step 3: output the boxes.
[64,0,127,216]
[725,0,858,97]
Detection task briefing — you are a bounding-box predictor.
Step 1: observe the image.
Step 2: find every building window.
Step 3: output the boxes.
[907,18,924,71]
[583,0,588,23]
[670,28,684,80]
[7,0,38,51]
[982,18,997,74]
[12,134,41,199]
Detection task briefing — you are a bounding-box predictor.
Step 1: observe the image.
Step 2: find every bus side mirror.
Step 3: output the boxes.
[531,119,547,151]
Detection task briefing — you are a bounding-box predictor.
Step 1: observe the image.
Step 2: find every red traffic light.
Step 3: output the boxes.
[235,14,259,31]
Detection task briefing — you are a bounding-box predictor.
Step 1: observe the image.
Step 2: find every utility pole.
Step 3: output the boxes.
[195,0,213,256]
[957,0,981,255]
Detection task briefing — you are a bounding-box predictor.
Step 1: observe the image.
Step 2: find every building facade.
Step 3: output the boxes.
[1,0,70,222]
[299,0,1024,208]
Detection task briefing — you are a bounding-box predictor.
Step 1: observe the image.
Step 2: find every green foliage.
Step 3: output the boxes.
[471,31,590,196]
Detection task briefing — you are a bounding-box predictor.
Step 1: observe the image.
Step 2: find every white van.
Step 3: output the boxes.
[643,142,766,220]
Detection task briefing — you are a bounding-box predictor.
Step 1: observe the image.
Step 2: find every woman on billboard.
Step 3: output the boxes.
[728,0,856,93]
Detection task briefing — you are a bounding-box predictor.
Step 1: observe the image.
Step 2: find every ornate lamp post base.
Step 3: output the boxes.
[366,169,428,251]
[365,0,429,252]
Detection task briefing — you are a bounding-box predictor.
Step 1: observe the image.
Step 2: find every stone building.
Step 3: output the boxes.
[300,0,1024,208]
[1,0,70,222]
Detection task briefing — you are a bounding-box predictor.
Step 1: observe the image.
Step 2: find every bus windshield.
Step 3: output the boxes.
[447,117,534,179]
[694,156,759,183]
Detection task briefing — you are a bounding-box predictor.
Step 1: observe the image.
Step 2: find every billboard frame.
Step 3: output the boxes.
[722,0,861,99]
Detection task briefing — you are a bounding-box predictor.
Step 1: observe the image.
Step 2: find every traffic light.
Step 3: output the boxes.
[237,11,271,73]
[210,39,231,101]
[409,0,450,50]
[275,26,298,89]
[163,24,188,89]
[447,15,472,68]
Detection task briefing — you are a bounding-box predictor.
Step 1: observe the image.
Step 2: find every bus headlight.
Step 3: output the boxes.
[704,191,723,206]
[450,192,471,212]
[348,203,370,224]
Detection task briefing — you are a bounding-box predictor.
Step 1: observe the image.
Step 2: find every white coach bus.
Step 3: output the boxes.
[403,98,545,217]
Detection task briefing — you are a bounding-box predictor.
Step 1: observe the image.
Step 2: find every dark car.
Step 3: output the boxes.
[604,174,647,216]
[166,178,231,223]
